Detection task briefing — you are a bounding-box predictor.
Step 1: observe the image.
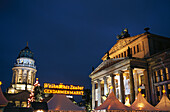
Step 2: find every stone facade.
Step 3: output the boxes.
[6,44,37,107]
[89,31,170,109]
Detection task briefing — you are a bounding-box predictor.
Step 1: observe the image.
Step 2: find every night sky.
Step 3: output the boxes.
[1,0,170,97]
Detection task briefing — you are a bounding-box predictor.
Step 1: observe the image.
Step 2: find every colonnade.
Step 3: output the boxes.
[12,69,36,87]
[91,67,136,109]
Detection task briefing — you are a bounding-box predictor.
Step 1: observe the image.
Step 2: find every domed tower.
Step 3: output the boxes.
[8,43,37,94]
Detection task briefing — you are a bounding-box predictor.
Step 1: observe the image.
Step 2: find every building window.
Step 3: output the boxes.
[160,69,163,81]
[21,102,27,107]
[15,101,20,107]
[18,78,22,83]
[124,51,126,57]
[133,46,136,54]
[157,86,160,101]
[140,75,144,86]
[121,53,123,57]
[137,45,139,52]
[116,55,118,58]
[165,67,169,80]
[155,71,159,83]
[119,54,120,58]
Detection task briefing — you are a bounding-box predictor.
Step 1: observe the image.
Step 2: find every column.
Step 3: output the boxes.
[15,69,19,83]
[128,67,135,104]
[143,70,150,102]
[14,70,18,89]
[12,70,15,84]
[33,72,36,84]
[97,79,101,106]
[134,71,139,98]
[31,71,34,84]
[27,70,29,84]
[25,70,29,90]
[91,81,95,109]
[21,69,23,83]
[110,74,116,95]
[118,71,125,104]
[103,76,108,96]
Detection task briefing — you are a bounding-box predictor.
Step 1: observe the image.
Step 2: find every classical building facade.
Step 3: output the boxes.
[6,44,37,107]
[7,44,37,94]
[89,29,170,109]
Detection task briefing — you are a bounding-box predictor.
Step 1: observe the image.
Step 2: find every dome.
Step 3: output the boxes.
[17,46,34,59]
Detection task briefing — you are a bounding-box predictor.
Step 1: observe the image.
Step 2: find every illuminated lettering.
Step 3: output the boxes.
[44,89,84,95]
[44,83,83,90]
[43,83,84,95]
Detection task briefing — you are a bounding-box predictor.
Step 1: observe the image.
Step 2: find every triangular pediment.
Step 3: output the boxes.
[110,34,144,53]
[102,33,146,60]
[90,58,124,75]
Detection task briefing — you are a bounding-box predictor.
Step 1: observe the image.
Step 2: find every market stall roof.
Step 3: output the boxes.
[131,88,158,111]
[5,90,30,101]
[0,82,8,107]
[155,90,170,111]
[95,91,131,110]
[47,94,84,112]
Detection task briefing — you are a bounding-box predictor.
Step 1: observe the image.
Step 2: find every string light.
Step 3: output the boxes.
[138,88,141,92]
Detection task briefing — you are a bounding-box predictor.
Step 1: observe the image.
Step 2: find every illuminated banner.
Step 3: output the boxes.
[44,83,84,95]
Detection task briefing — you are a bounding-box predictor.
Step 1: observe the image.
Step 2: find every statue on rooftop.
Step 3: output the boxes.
[105,51,110,60]
[116,28,130,39]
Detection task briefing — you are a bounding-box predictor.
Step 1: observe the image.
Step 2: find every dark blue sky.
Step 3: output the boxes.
[1,0,170,93]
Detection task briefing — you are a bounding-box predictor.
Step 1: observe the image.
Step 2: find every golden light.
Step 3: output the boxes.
[36,78,38,81]
[137,103,144,110]
[142,94,145,97]
[102,96,107,100]
[162,90,166,94]
[138,88,141,92]
[0,81,2,86]
[110,86,113,90]
[36,110,44,112]
[125,97,131,107]
[126,97,129,100]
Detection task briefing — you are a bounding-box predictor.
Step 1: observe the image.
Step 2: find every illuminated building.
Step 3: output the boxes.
[7,43,37,94]
[89,28,170,109]
[6,43,37,107]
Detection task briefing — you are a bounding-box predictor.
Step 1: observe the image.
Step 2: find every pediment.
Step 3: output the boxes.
[90,58,124,75]
[110,35,141,53]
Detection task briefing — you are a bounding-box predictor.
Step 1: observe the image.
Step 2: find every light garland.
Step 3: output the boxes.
[27,78,43,107]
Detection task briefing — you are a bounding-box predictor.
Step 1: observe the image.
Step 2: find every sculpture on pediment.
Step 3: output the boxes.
[127,46,132,58]
[105,51,110,60]
[116,28,130,39]
[92,66,94,71]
